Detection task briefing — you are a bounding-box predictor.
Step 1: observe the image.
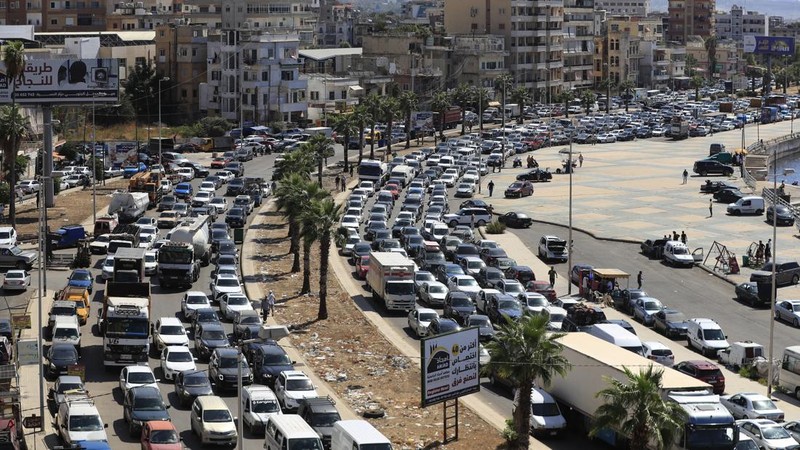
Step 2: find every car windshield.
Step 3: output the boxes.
[498,300,521,310]
[51,306,76,317]
[644,301,663,311]
[526,297,548,307]
[286,379,314,391]
[0,232,11,239]
[57,382,83,393]
[150,430,180,444]
[386,283,415,295]
[264,353,292,365]
[751,400,777,410]
[52,346,77,359]
[70,272,91,281]
[5,272,23,279]
[792,304,800,312]
[762,426,790,440]
[311,412,341,427]
[219,356,247,369]
[187,295,208,305]
[251,399,281,413]
[240,316,260,325]
[203,409,233,423]
[467,260,484,269]
[217,279,240,288]
[532,403,561,417]
[702,329,725,340]
[69,414,104,431]
[54,328,78,339]
[549,313,566,322]
[439,321,459,332]
[160,325,184,335]
[428,284,447,294]
[458,278,478,287]
[451,297,472,308]
[419,312,438,322]
[184,374,209,387]
[469,317,491,327]
[288,439,324,450]
[203,330,227,340]
[128,372,156,384]
[504,283,524,294]
[167,351,193,362]
[227,296,248,305]
[133,396,165,411]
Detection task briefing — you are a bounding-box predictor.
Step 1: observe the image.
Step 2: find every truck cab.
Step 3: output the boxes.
[513,387,567,437]
[55,287,91,325]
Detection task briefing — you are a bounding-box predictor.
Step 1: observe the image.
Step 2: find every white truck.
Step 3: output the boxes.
[98,282,151,367]
[108,191,150,223]
[504,103,521,118]
[157,241,199,288]
[545,332,738,449]
[170,215,211,266]
[366,252,416,311]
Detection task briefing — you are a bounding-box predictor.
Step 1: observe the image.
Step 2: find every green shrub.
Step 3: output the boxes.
[485,220,506,234]
[501,419,517,443]
[53,177,62,195]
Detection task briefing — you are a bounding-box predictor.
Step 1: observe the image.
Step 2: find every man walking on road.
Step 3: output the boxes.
[708,199,713,218]
[637,271,643,289]
[263,290,276,321]
[682,169,688,184]
[487,180,494,197]
[548,266,557,287]
[578,154,584,167]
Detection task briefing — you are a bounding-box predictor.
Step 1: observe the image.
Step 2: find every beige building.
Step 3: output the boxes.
[304,73,361,124]
[685,36,741,81]
[361,33,444,96]
[640,41,685,88]
[594,16,661,88]
[667,0,715,43]
[449,35,508,89]
[155,23,208,122]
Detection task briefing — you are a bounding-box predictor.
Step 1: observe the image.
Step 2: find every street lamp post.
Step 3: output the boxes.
[768,143,779,397]
[567,140,574,295]
[158,77,170,163]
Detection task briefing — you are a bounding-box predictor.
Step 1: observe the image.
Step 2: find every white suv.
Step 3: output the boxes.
[686,318,730,357]
[56,396,108,445]
[274,370,319,412]
[442,208,492,228]
[0,227,17,246]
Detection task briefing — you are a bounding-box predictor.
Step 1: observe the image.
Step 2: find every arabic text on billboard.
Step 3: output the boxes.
[744,36,796,56]
[0,59,120,104]
[420,327,480,407]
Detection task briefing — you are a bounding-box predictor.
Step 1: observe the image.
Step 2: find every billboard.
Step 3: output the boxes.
[744,36,796,56]
[420,327,480,407]
[0,58,119,104]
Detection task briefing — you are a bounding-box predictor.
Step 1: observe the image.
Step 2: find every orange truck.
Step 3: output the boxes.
[54,286,91,325]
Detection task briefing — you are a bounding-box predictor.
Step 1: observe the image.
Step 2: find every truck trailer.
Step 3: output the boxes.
[108,192,150,223]
[169,215,211,266]
[546,333,738,450]
[98,281,151,367]
[366,252,416,311]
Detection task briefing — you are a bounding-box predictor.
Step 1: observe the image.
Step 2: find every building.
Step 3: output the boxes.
[685,36,741,81]
[448,35,508,89]
[154,23,208,121]
[1,0,108,31]
[714,5,768,42]
[594,0,650,17]
[594,16,662,88]
[201,31,307,124]
[563,0,597,91]
[639,41,685,88]
[219,0,317,45]
[304,73,361,124]
[107,2,175,31]
[316,0,356,47]
[443,0,565,99]
[360,33,444,96]
[667,0,715,43]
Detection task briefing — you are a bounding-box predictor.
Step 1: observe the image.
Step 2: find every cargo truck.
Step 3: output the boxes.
[670,116,689,140]
[366,252,416,311]
[546,333,738,450]
[112,248,145,282]
[761,106,779,124]
[128,171,163,206]
[157,241,199,288]
[169,215,211,266]
[98,281,151,367]
[108,192,150,223]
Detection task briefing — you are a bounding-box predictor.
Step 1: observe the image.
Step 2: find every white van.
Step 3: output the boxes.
[513,388,566,437]
[587,323,644,355]
[780,346,800,399]
[663,240,695,267]
[389,165,414,187]
[726,196,765,216]
[264,415,324,450]
[52,315,81,353]
[242,385,282,435]
[456,147,476,160]
[331,420,392,450]
[686,318,730,357]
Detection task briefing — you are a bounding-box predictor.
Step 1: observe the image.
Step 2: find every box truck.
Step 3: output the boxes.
[366,252,416,311]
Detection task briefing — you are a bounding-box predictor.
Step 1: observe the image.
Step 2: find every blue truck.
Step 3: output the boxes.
[48,225,86,249]
[123,162,147,179]
[761,106,779,124]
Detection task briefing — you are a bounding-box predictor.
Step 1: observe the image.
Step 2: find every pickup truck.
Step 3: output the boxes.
[104,167,124,178]
[640,238,667,259]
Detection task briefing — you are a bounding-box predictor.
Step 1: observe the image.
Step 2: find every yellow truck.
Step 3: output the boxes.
[129,171,163,205]
[54,286,91,325]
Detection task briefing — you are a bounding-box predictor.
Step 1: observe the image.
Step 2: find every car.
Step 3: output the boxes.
[157,211,179,229]
[181,291,211,322]
[766,205,795,226]
[174,182,193,199]
[0,244,37,270]
[123,386,171,436]
[418,281,448,307]
[632,297,665,325]
[459,199,490,210]
[225,207,246,228]
[55,395,107,446]
[119,365,159,396]
[652,308,689,338]
[152,317,189,351]
[504,181,534,198]
[159,345,196,382]
[17,180,40,194]
[775,300,800,327]
[720,393,784,421]
[190,396,238,446]
[782,421,800,443]
[234,194,255,214]
[209,273,243,302]
[642,341,675,366]
[476,266,505,288]
[414,271,436,291]
[219,293,253,321]
[49,375,87,406]
[713,187,744,203]
[443,291,476,325]
[428,317,461,336]
[174,370,214,407]
[640,238,668,259]
[751,261,800,287]
[192,191,215,208]
[442,208,493,228]
[735,282,763,307]
[526,280,556,302]
[447,274,481,300]
[498,212,532,228]
[0,227,17,247]
[194,321,231,361]
[455,182,475,198]
[693,160,734,176]
[274,370,318,412]
[46,343,80,378]
[140,420,181,450]
[486,294,524,325]
[496,279,525,297]
[516,168,553,182]
[407,308,439,338]
[737,419,797,450]
[3,269,30,291]
[519,292,549,315]
[209,348,253,391]
[467,314,495,341]
[673,360,725,394]
[233,310,263,340]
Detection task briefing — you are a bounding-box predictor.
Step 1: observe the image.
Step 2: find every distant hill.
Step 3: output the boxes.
[650,0,800,20]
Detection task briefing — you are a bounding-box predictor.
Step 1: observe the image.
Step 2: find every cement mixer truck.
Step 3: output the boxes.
[169,215,211,266]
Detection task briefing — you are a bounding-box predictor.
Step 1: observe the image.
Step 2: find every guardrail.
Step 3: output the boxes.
[761,187,800,220]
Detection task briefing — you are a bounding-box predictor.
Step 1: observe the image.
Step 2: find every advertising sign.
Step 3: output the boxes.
[0,58,119,104]
[10,314,30,330]
[744,36,796,56]
[420,327,480,407]
[15,340,39,366]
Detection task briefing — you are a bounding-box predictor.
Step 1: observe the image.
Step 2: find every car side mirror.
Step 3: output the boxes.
[166,405,171,409]
[292,360,297,365]
[104,423,109,429]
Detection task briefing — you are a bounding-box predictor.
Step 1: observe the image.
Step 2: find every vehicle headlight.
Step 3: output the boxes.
[50,362,56,369]
[218,374,224,381]
[248,374,253,381]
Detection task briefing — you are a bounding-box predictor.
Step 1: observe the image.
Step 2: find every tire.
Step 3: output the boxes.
[756,209,763,215]
[449,220,458,227]
[795,388,800,401]
[700,171,707,176]
[776,310,782,320]
[733,209,741,216]
[477,220,486,227]
[794,274,799,285]
[795,318,800,328]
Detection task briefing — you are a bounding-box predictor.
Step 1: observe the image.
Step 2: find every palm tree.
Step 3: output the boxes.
[397,91,418,148]
[592,365,687,450]
[352,105,370,164]
[618,80,635,113]
[381,96,400,161]
[581,90,596,115]
[430,92,450,142]
[362,93,381,159]
[276,147,314,178]
[2,41,25,226]
[299,182,329,295]
[332,114,357,173]
[451,83,472,135]
[303,134,334,187]
[557,90,575,118]
[510,86,531,124]
[494,74,513,124]
[300,197,342,320]
[599,79,616,113]
[481,314,571,450]
[691,75,704,101]
[0,105,29,211]
[274,173,309,273]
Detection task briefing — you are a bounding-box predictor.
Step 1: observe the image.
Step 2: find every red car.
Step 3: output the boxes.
[210,156,230,169]
[673,360,725,394]
[384,183,400,199]
[356,255,370,279]
[526,280,557,302]
[504,181,534,198]
[141,420,181,450]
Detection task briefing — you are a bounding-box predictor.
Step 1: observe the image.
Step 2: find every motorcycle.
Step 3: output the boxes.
[513,157,522,168]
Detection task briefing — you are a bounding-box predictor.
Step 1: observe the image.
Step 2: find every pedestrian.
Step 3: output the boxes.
[334,174,341,191]
[765,239,772,262]
[581,276,589,297]
[682,169,688,184]
[271,181,277,194]
[672,231,679,241]
[340,175,347,192]
[349,164,354,177]
[263,290,276,320]
[756,240,765,264]
[637,271,643,289]
[680,230,687,245]
[709,199,713,217]
[478,177,482,194]
[487,180,494,197]
[548,266,557,287]
[578,154,584,167]
[470,214,475,229]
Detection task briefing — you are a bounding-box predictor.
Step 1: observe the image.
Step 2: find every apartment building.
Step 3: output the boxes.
[714,5,768,42]
[316,0,356,47]
[685,36,741,81]
[594,16,661,88]
[667,0,715,43]
[563,0,596,90]
[304,73,360,123]
[594,0,650,17]
[154,23,208,121]
[2,0,108,31]
[449,35,508,89]
[107,1,175,31]
[219,0,317,45]
[360,33,444,96]
[639,41,685,88]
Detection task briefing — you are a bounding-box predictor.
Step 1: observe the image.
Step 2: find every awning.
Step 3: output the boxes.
[348,85,364,95]
[591,268,630,278]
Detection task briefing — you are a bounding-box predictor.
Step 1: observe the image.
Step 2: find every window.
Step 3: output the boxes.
[192,89,197,98]
[159,49,166,57]
[328,91,335,101]
[261,71,268,82]
[181,89,187,98]
[179,48,187,57]
[280,71,293,81]
[191,48,197,57]
[498,23,505,30]
[135,57,146,67]
[50,18,57,24]
[310,91,319,101]
[341,90,346,99]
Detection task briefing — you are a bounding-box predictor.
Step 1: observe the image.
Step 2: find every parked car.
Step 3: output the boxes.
[673,360,725,394]
[750,261,800,286]
[504,181,534,198]
[497,212,532,228]
[775,299,800,327]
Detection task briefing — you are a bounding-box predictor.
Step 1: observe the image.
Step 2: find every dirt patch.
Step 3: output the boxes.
[14,178,128,238]
[254,176,506,450]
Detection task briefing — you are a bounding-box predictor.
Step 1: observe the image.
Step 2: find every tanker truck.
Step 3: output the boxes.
[169,215,211,266]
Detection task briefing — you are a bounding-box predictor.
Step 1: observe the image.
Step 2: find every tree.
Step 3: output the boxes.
[510,87,531,124]
[451,83,472,135]
[381,96,400,160]
[2,41,24,226]
[194,117,234,137]
[299,182,329,295]
[557,90,575,118]
[494,75,513,126]
[274,173,310,273]
[591,365,687,450]
[691,75,704,101]
[351,106,370,164]
[303,134,334,187]
[581,90,596,115]
[331,114,357,172]
[481,314,571,449]
[397,91,418,148]
[275,148,314,179]
[705,36,718,79]
[618,80,635,113]
[430,92,451,141]
[599,79,616,113]
[362,93,381,159]
[124,63,159,125]
[300,197,342,320]
[685,54,698,77]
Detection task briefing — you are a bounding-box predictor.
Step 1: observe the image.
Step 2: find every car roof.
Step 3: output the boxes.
[681,360,719,369]
[195,395,229,409]
[415,307,438,315]
[126,365,154,374]
[158,317,182,326]
[145,420,177,431]
[216,273,239,280]
[213,347,239,357]
[281,370,309,379]
[643,341,670,351]
[57,375,83,384]
[130,385,161,398]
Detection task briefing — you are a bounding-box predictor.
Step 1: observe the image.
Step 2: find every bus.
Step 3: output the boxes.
[356,159,387,184]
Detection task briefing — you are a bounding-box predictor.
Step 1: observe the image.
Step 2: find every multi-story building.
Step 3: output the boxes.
[667,0,715,43]
[594,0,649,17]
[107,1,176,31]
[35,30,155,79]
[640,41,685,88]
[685,36,741,81]
[594,16,662,88]
[401,0,441,25]
[219,0,317,45]
[714,5,768,42]
[1,0,108,31]
[154,23,208,121]
[443,0,564,99]
[201,30,307,124]
[316,0,356,47]
[448,35,508,89]
[361,33,444,96]
[563,0,596,91]
[304,73,361,123]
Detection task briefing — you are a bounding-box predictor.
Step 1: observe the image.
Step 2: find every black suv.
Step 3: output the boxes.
[750,261,800,286]
[243,342,295,387]
[693,160,734,176]
[209,348,253,390]
[123,386,171,436]
[297,397,341,449]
